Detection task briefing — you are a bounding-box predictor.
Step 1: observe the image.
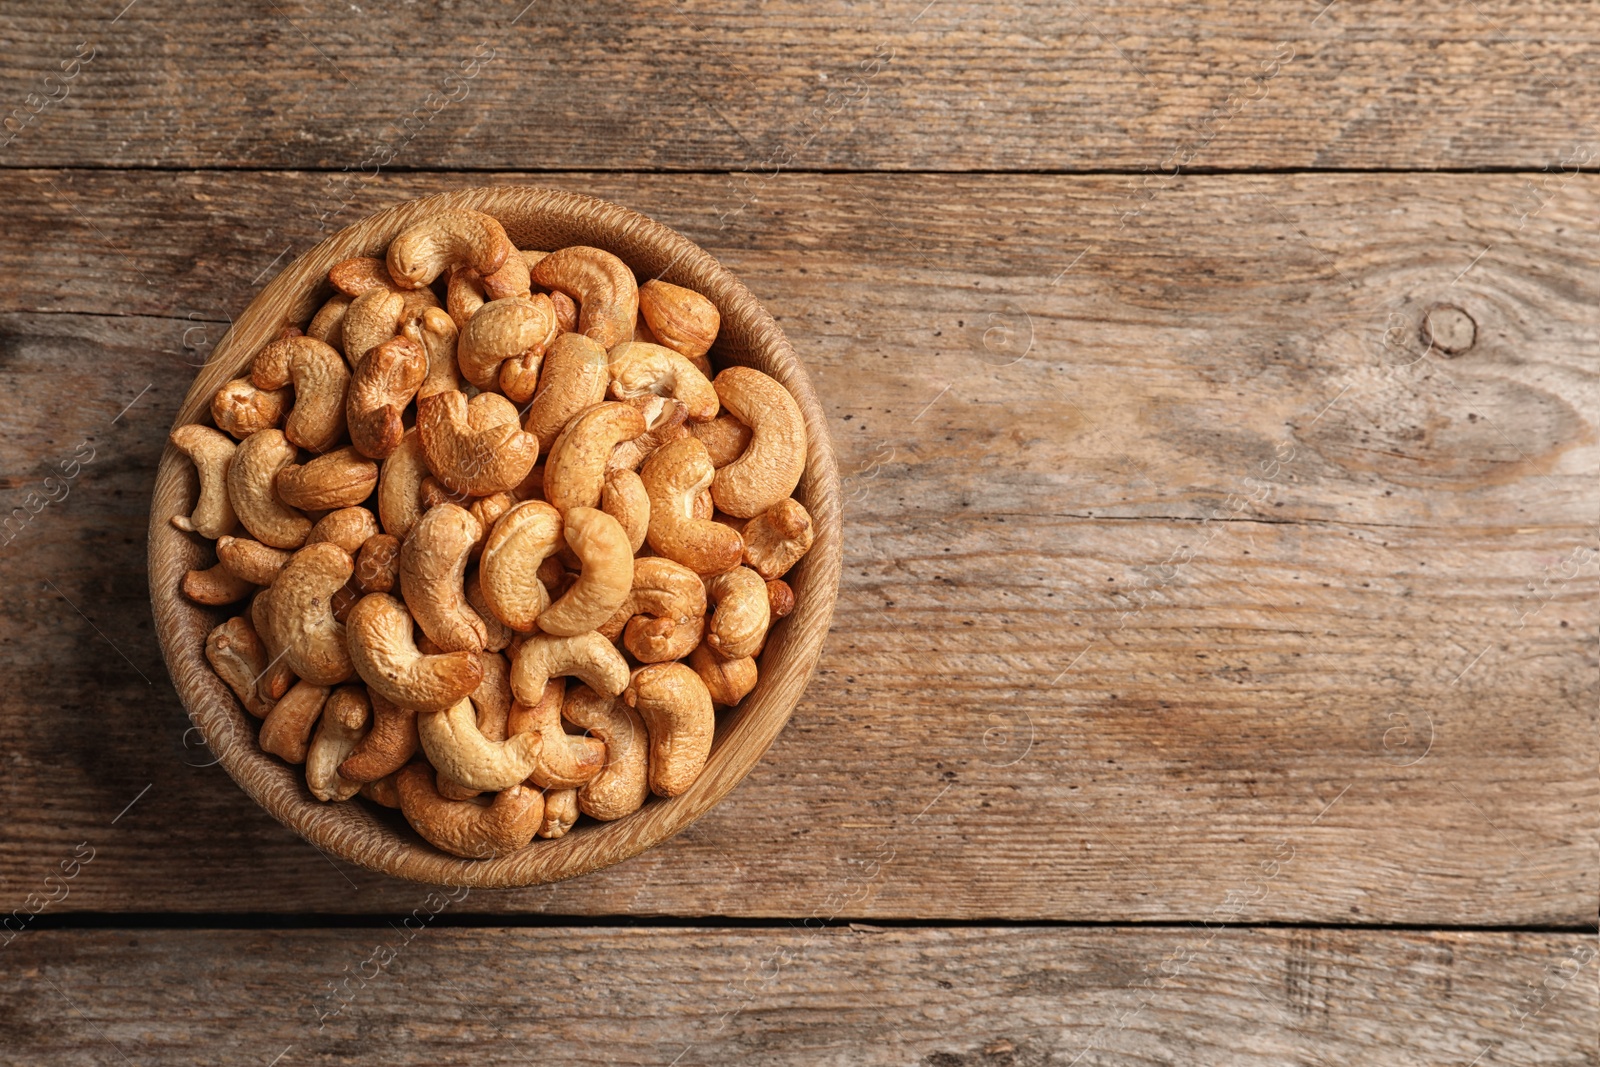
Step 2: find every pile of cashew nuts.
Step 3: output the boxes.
[172,208,814,859]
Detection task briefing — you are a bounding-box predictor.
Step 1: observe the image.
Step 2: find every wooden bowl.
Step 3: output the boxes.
[147,187,841,886]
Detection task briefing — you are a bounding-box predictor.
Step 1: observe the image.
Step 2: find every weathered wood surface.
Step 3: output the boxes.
[0,170,1592,922]
[1,927,1593,1064]
[2,3,1599,173]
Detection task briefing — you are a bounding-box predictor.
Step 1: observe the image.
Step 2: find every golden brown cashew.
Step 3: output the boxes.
[405,306,463,399]
[275,446,379,512]
[377,429,429,540]
[606,342,719,421]
[347,593,483,713]
[637,279,720,360]
[437,650,513,799]
[227,428,311,549]
[597,556,707,640]
[531,245,639,350]
[624,613,705,663]
[601,468,649,553]
[205,615,274,718]
[709,367,806,517]
[506,678,606,789]
[478,500,563,632]
[689,414,753,469]
[416,390,540,497]
[465,570,513,652]
[456,294,555,393]
[307,506,380,553]
[251,335,351,454]
[509,631,629,704]
[446,264,487,330]
[418,696,543,792]
[766,578,795,619]
[705,565,771,659]
[360,773,402,808]
[183,562,254,605]
[741,498,814,580]
[550,289,578,334]
[395,763,543,859]
[306,294,353,353]
[561,684,650,820]
[216,536,291,586]
[354,533,401,594]
[481,246,532,301]
[386,208,512,289]
[524,333,610,451]
[169,424,238,538]
[347,335,426,460]
[625,661,715,797]
[538,789,579,838]
[338,691,418,782]
[248,592,296,702]
[641,437,744,575]
[607,396,690,473]
[342,288,406,369]
[537,508,634,637]
[306,685,370,801]
[211,376,290,439]
[400,504,488,653]
[688,640,759,706]
[329,255,398,295]
[543,402,647,512]
[259,542,356,685]
[259,679,330,764]
[633,310,658,345]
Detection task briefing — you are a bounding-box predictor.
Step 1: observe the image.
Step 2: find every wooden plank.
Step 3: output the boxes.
[0,170,1593,922]
[2,2,1599,172]
[0,927,1592,1063]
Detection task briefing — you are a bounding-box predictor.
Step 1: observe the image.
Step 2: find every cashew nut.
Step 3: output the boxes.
[560,684,649,820]
[305,685,370,801]
[509,631,629,705]
[597,556,707,640]
[183,562,254,605]
[601,468,649,553]
[346,592,483,713]
[607,396,690,473]
[211,376,290,440]
[251,335,351,454]
[376,429,429,540]
[606,342,718,421]
[386,208,512,289]
[625,662,715,797]
[213,537,288,587]
[637,279,720,360]
[524,333,609,451]
[766,578,795,620]
[704,565,771,659]
[275,445,379,512]
[505,677,606,790]
[531,245,639,350]
[259,679,330,764]
[708,368,806,517]
[342,287,406,369]
[689,414,753,469]
[465,569,513,652]
[258,541,356,685]
[481,245,532,301]
[354,533,401,594]
[249,592,296,703]
[543,402,647,512]
[478,500,563,632]
[419,694,543,792]
[329,255,398,296]
[338,690,419,782]
[456,294,555,393]
[305,505,378,553]
[360,773,402,808]
[437,650,513,798]
[169,424,238,539]
[446,264,487,330]
[537,789,579,839]
[624,613,704,663]
[740,498,814,580]
[205,615,273,718]
[306,294,353,354]
[348,335,426,459]
[395,763,543,860]
[537,507,633,637]
[640,437,744,575]
[226,428,311,549]
[404,306,463,399]
[687,640,759,706]
[400,504,488,653]
[415,396,535,502]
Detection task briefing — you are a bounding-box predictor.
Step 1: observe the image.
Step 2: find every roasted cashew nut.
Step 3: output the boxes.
[400,504,488,653]
[689,413,752,469]
[259,679,330,764]
[688,640,759,706]
[347,335,426,459]
[275,445,379,512]
[601,468,650,553]
[478,500,563,632]
[249,592,296,703]
[205,615,273,718]
[524,333,610,451]
[419,694,543,792]
[597,556,707,640]
[259,541,357,685]
[342,288,407,369]
[704,565,771,659]
[456,294,555,393]
[169,424,238,539]
[416,390,540,497]
[376,429,429,540]
[509,631,630,705]
[446,264,487,330]
[606,341,719,422]
[531,245,639,351]
[537,789,580,838]
[251,335,351,454]
[305,685,370,801]
[338,690,419,782]
[625,661,715,797]
[537,507,634,637]
[211,376,290,440]
[481,246,532,301]
[305,505,379,552]
[766,578,795,619]
[354,533,401,594]
[560,684,650,820]
[307,294,353,354]
[543,401,647,512]
[637,279,720,360]
[182,562,254,606]
[329,255,398,295]
[405,306,463,399]
[346,593,483,713]
[709,367,807,518]
[740,498,815,580]
[607,396,690,473]
[395,763,543,860]
[386,208,512,290]
[641,437,744,575]
[226,428,311,549]
[504,677,606,789]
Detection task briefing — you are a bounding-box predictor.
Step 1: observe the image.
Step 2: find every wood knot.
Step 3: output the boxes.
[1422,304,1476,355]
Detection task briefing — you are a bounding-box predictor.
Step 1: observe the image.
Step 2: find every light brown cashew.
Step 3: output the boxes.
[305,685,370,801]
[456,294,555,393]
[506,678,606,789]
[601,468,649,553]
[466,569,513,652]
[348,335,426,460]
[360,773,402,808]
[437,650,513,799]
[550,290,578,334]
[259,679,330,764]
[637,279,720,360]
[694,488,714,521]
[306,294,353,354]
[307,506,380,553]
[478,500,563,632]
[740,498,814,580]
[183,562,254,605]
[419,695,543,792]
[606,341,718,421]
[205,615,274,718]
[688,640,759,706]
[405,306,463,399]
[709,367,806,517]
[510,631,629,704]
[537,507,634,637]
[354,533,401,594]
[597,556,707,640]
[249,592,296,702]
[607,396,690,473]
[766,578,795,619]
[338,690,418,782]
[216,536,289,585]
[531,245,639,350]
[212,377,290,440]
[446,264,487,330]
[468,492,515,554]
[329,255,398,295]
[227,428,311,549]
[543,402,647,512]
[624,612,704,663]
[538,790,579,838]
[395,763,543,859]
[524,333,610,451]
[416,390,540,497]
[376,430,429,540]
[387,208,511,290]
[400,504,488,653]
[346,593,483,713]
[342,287,406,369]
[169,424,238,538]
[561,684,649,820]
[689,414,753,469]
[259,541,356,685]
[275,446,379,512]
[251,335,350,454]
[641,437,744,575]
[481,246,532,301]
[704,565,771,659]
[625,661,715,797]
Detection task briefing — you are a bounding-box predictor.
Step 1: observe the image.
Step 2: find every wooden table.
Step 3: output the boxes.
[1,3,1594,1062]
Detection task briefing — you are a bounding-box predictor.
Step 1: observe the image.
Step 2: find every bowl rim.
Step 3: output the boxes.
[147,185,842,887]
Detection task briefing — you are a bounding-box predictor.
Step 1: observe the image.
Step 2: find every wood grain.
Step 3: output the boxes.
[0,170,1592,922]
[0,927,1592,1064]
[1,2,1598,172]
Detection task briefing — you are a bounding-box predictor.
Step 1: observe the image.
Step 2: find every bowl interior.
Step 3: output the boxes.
[148,186,841,887]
